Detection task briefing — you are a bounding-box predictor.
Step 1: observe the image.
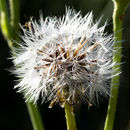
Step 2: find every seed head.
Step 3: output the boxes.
[13,8,117,107]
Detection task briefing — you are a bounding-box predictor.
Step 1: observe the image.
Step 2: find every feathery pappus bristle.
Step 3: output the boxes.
[12,7,118,107]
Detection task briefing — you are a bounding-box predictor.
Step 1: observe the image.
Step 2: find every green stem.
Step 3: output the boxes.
[0,0,13,47]
[9,0,20,40]
[26,102,44,130]
[65,103,77,130]
[104,1,130,130]
[0,0,44,130]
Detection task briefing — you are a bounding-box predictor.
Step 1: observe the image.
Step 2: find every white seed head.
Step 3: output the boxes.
[12,8,117,107]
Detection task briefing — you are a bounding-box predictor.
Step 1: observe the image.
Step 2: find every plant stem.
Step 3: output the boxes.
[0,0,44,130]
[65,103,77,130]
[0,0,13,47]
[26,102,44,130]
[9,0,20,40]
[104,1,130,130]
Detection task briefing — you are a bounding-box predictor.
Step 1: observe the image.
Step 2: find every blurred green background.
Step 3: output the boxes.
[0,0,130,130]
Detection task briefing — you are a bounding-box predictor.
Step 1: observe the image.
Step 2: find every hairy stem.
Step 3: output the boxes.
[104,1,130,130]
[65,103,77,130]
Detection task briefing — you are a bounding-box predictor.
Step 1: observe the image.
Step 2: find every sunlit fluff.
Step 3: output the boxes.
[12,8,117,107]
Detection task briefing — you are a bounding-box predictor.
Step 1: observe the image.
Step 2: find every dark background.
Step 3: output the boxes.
[0,0,130,130]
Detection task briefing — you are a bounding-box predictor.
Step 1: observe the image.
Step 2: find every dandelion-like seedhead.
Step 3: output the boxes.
[13,8,117,107]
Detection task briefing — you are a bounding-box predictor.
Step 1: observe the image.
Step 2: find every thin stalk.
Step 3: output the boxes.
[26,102,44,130]
[65,103,77,130]
[104,1,130,130]
[9,0,20,40]
[0,0,13,47]
[0,0,44,130]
